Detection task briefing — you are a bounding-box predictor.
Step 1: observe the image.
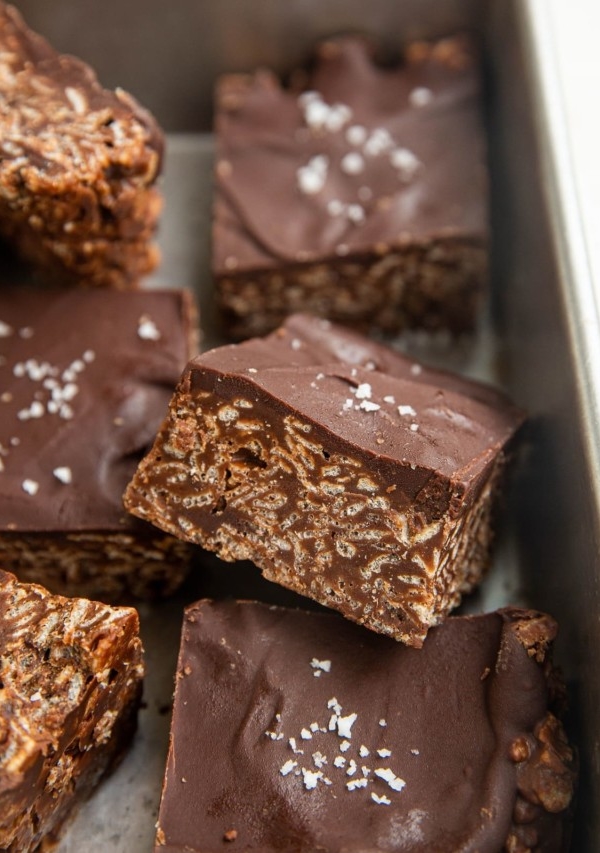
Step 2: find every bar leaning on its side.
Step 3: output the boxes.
[125,314,524,646]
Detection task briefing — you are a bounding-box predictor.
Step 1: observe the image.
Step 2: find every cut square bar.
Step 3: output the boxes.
[213,34,488,339]
[155,600,575,852]
[0,2,163,288]
[125,315,524,646]
[0,287,196,601]
[0,569,144,852]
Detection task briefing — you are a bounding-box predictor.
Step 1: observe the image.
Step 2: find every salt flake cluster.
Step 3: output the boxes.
[270,665,407,805]
[12,348,95,423]
[295,87,425,225]
[337,376,421,432]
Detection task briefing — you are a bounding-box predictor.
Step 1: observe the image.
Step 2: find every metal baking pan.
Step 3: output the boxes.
[12,0,597,849]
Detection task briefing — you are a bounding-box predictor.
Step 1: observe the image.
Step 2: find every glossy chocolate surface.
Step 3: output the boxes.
[192,314,522,497]
[156,600,575,852]
[125,315,524,643]
[213,35,487,274]
[0,287,193,531]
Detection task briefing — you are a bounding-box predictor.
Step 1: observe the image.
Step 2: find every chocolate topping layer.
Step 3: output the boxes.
[195,314,521,492]
[156,601,575,852]
[126,315,523,644]
[0,287,194,531]
[214,34,487,274]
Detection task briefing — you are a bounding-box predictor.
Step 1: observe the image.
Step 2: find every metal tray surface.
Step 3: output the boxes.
[9,0,597,849]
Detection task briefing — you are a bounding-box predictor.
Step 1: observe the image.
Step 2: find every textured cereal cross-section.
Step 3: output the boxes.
[0,2,163,288]
[0,570,144,852]
[125,315,524,646]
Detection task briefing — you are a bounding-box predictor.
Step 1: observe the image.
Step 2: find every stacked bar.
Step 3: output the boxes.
[0,3,163,288]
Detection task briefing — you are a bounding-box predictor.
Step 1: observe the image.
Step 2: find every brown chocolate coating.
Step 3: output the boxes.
[155,601,575,852]
[0,2,164,288]
[214,35,486,271]
[0,569,144,852]
[126,315,524,644]
[0,287,193,530]
[0,287,196,600]
[195,314,521,492]
[213,35,488,337]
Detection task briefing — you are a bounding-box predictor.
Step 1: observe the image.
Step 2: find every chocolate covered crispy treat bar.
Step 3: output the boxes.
[155,600,575,852]
[0,287,196,601]
[214,34,487,339]
[0,569,144,852]
[125,315,524,646]
[0,2,163,289]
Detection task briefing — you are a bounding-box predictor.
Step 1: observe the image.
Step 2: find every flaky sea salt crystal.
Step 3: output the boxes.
[297,155,329,195]
[354,383,372,400]
[409,86,433,107]
[374,768,406,791]
[310,658,331,673]
[390,147,421,178]
[398,405,417,417]
[53,466,72,484]
[346,124,367,146]
[327,199,345,217]
[312,752,327,769]
[22,479,39,495]
[364,128,393,156]
[341,152,365,175]
[302,768,323,790]
[347,778,369,791]
[371,793,391,805]
[138,316,161,341]
[347,204,365,224]
[336,713,357,739]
